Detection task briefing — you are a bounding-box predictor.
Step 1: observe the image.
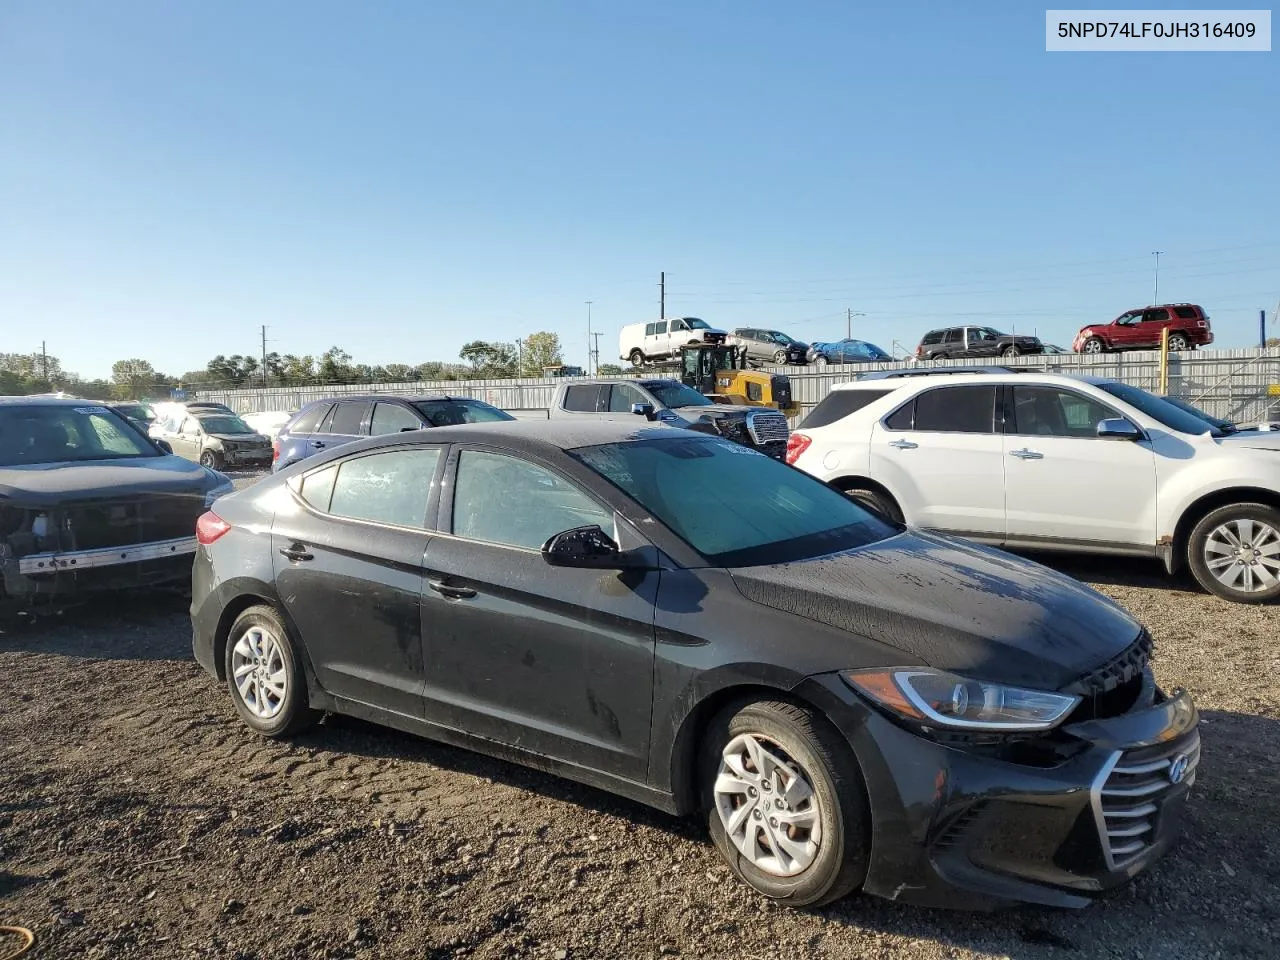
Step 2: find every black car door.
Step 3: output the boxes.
[272,444,446,717]
[419,445,658,780]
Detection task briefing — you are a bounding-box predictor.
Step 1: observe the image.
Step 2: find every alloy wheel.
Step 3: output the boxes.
[230,626,289,719]
[1203,518,1280,594]
[1083,339,1103,354]
[713,733,822,877]
[1168,335,1189,351]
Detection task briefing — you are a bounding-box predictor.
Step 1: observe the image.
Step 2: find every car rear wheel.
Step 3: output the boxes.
[224,605,320,737]
[1167,333,1190,352]
[200,450,222,469]
[1082,337,1105,354]
[702,700,869,907]
[629,349,645,368]
[1187,503,1280,603]
[1002,345,1020,357]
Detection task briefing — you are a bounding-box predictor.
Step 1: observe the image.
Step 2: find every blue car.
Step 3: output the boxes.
[272,394,514,472]
[806,339,893,366]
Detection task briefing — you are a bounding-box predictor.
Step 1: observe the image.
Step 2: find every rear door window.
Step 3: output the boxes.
[328,448,442,528]
[800,389,895,428]
[1146,308,1170,323]
[1173,306,1200,320]
[943,329,962,344]
[893,386,996,433]
[327,401,371,436]
[562,385,605,412]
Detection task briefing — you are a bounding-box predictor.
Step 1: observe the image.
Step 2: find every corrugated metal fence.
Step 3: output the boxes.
[199,348,1280,427]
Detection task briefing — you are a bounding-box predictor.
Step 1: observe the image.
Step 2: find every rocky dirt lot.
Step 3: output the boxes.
[2,484,1277,959]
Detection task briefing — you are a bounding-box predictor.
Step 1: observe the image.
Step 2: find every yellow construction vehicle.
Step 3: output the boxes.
[674,344,800,417]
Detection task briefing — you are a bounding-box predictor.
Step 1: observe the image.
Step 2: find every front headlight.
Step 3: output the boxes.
[842,668,1080,732]
[204,475,234,507]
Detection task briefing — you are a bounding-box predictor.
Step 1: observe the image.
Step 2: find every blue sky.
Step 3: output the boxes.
[1,1,1276,380]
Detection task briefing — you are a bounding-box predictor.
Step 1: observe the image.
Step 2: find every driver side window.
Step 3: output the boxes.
[451,451,613,550]
[1011,386,1119,439]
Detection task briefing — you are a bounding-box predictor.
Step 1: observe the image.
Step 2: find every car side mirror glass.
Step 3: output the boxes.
[1097,418,1143,441]
[631,402,657,420]
[154,439,173,454]
[541,525,628,569]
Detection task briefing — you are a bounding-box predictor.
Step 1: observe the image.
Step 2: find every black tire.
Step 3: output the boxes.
[1002,345,1019,357]
[930,352,949,361]
[200,449,222,470]
[1082,337,1106,355]
[840,486,904,524]
[813,355,829,367]
[701,700,869,908]
[1167,333,1190,352]
[773,350,789,365]
[1186,503,1280,604]
[629,349,645,368]
[223,605,320,737]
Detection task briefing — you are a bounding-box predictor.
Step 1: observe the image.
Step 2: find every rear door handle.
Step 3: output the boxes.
[428,579,477,600]
[888,439,918,450]
[312,440,326,450]
[1009,448,1044,460]
[279,544,314,562]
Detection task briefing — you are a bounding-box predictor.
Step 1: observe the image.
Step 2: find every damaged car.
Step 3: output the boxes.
[161,410,274,470]
[0,397,233,611]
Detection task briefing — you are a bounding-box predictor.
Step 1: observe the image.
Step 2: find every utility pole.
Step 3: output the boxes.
[846,309,866,340]
[591,332,602,376]
[1151,251,1164,304]
[260,325,269,388]
[585,301,593,374]
[659,272,665,319]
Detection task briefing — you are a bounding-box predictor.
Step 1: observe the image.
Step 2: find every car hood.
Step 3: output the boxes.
[0,456,219,506]
[730,529,1141,691]
[1215,430,1280,450]
[209,433,270,444]
[670,404,757,419]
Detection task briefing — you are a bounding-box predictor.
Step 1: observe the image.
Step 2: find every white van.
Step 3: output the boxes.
[618,317,728,366]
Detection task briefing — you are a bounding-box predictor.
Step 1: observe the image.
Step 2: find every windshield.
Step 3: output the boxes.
[644,381,713,408]
[572,435,896,566]
[0,405,160,465]
[1095,382,1226,437]
[684,318,710,329]
[198,416,255,434]
[413,399,515,426]
[114,404,154,421]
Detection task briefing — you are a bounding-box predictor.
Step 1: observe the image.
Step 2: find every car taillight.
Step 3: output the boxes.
[272,438,280,462]
[914,345,924,358]
[196,511,232,545]
[785,432,812,465]
[1197,320,1208,327]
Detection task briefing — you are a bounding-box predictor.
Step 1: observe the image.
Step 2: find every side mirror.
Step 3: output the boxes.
[1097,418,1143,441]
[154,439,173,454]
[631,402,657,421]
[541,525,629,569]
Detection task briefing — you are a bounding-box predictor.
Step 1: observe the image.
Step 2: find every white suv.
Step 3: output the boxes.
[786,369,1280,603]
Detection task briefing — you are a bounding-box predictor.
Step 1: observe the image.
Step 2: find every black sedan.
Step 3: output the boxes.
[192,421,1199,909]
[0,397,233,611]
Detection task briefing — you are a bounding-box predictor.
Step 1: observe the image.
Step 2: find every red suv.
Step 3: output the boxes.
[1073,304,1213,354]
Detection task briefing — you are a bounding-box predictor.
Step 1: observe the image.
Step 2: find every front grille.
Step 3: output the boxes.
[1094,732,1200,868]
[63,496,205,550]
[1065,630,1154,720]
[770,376,793,407]
[746,410,789,445]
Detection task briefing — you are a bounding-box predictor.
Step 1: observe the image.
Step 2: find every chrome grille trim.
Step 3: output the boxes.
[745,410,789,445]
[1090,734,1200,870]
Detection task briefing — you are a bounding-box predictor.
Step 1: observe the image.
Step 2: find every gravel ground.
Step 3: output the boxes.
[1,471,1277,959]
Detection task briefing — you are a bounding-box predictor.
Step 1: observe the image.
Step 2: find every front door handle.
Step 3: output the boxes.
[1009,448,1044,460]
[279,544,314,562]
[428,579,477,600]
[888,439,918,450]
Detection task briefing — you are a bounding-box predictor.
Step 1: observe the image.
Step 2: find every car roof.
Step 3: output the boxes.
[302,393,480,406]
[832,369,1115,391]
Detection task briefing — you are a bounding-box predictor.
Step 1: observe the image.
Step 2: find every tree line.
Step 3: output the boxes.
[0,331,625,399]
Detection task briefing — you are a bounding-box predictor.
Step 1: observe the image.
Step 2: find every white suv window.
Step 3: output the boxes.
[1011,386,1119,439]
[884,385,996,434]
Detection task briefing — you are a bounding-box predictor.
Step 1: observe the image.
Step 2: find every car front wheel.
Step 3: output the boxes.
[200,450,222,469]
[224,605,320,737]
[1187,503,1280,603]
[813,355,828,366]
[1082,337,1105,354]
[703,700,868,907]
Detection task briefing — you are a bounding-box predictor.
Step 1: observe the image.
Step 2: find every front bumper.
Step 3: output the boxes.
[796,673,1199,910]
[221,449,272,467]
